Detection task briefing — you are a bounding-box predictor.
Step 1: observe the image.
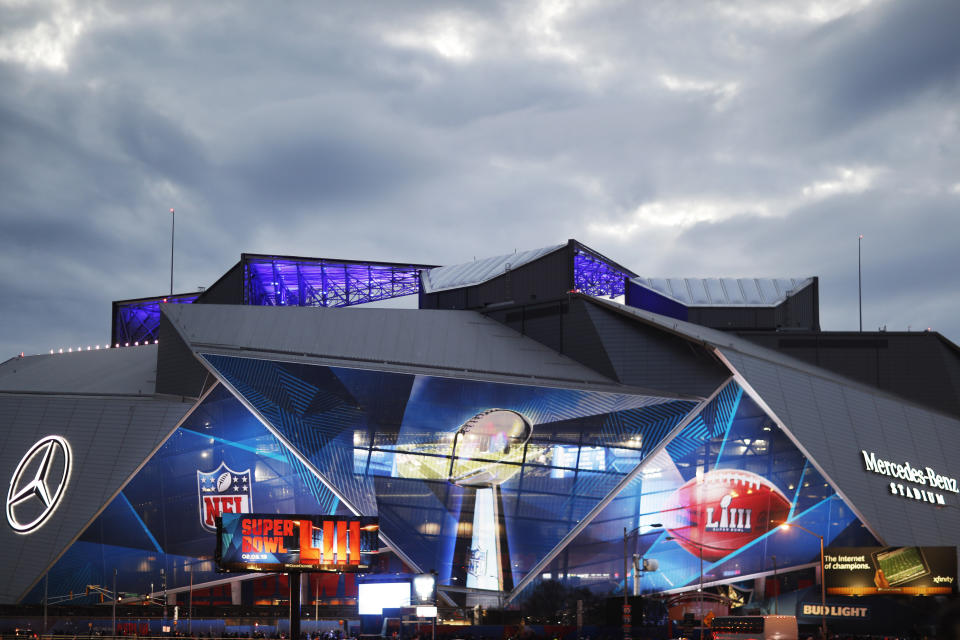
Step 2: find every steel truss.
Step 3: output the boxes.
[243,256,435,307]
[113,294,199,345]
[573,247,633,298]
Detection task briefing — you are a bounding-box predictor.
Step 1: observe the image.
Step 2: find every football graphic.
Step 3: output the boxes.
[216,471,233,493]
[662,468,791,562]
[449,408,533,487]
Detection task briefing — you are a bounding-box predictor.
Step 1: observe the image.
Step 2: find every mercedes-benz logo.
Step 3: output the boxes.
[6,435,72,534]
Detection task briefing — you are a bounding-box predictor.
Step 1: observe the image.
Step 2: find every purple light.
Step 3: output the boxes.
[244,257,432,308]
[114,293,199,345]
[113,256,435,345]
[573,249,630,297]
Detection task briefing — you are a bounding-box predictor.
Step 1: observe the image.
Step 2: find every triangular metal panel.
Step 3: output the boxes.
[0,393,194,602]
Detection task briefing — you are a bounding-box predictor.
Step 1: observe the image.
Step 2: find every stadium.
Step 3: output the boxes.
[1,239,958,635]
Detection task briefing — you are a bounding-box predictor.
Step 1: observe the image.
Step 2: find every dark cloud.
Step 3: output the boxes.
[799,0,960,123]
[1,0,958,359]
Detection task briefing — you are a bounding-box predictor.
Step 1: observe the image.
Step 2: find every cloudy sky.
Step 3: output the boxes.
[2,0,959,358]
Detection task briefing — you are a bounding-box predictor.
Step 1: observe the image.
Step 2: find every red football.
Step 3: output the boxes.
[662,469,791,562]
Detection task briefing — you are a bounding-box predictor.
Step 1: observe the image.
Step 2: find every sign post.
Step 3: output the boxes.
[290,572,300,640]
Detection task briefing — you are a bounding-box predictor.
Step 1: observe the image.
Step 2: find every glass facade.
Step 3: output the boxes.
[27,361,876,606]
[543,381,878,597]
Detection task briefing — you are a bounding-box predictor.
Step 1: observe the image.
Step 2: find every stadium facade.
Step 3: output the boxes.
[2,239,959,626]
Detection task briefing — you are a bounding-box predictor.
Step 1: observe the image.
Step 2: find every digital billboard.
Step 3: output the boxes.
[216,514,379,573]
[824,546,957,595]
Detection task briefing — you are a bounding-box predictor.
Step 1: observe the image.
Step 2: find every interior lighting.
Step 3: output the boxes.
[68,348,72,353]
[125,343,129,347]
[134,341,139,346]
[50,350,54,354]
[59,349,63,353]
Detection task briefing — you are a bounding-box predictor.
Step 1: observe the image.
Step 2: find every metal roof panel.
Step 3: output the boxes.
[630,277,815,307]
[421,244,566,293]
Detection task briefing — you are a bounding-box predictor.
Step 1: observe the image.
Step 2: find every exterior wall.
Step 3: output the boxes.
[485,297,730,398]
[0,393,192,603]
[626,278,819,332]
[421,245,572,310]
[156,313,209,398]
[194,261,244,305]
[736,331,960,419]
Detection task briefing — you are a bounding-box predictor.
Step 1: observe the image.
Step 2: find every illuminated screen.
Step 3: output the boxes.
[824,546,957,596]
[358,582,410,614]
[216,514,379,573]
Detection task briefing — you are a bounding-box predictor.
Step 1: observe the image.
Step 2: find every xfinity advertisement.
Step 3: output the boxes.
[824,546,957,596]
[216,514,379,573]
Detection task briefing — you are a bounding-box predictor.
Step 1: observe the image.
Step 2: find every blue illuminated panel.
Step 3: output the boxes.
[112,294,198,345]
[573,248,632,297]
[243,257,433,307]
[111,257,435,347]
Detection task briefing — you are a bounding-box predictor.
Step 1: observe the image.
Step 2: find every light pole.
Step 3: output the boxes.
[623,523,661,637]
[858,234,863,332]
[771,555,777,615]
[169,208,175,295]
[779,523,826,639]
[112,568,117,636]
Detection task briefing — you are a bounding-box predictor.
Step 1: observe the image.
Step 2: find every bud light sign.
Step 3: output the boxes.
[216,513,379,572]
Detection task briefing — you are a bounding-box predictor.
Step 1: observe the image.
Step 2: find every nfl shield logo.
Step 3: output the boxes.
[197,462,253,533]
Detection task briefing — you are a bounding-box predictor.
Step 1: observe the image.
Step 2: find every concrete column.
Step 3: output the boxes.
[232,580,242,605]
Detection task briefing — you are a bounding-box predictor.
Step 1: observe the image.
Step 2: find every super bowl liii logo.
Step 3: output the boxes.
[198,462,252,532]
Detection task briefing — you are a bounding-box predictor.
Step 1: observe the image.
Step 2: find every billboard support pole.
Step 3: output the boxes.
[819,535,826,639]
[289,571,301,640]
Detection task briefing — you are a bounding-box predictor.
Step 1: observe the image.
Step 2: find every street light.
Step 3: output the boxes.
[623,523,661,639]
[779,523,826,639]
[624,524,662,602]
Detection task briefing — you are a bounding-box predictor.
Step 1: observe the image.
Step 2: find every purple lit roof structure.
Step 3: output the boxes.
[243,255,437,307]
[572,244,635,298]
[111,244,633,348]
[112,293,199,346]
[112,255,437,346]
